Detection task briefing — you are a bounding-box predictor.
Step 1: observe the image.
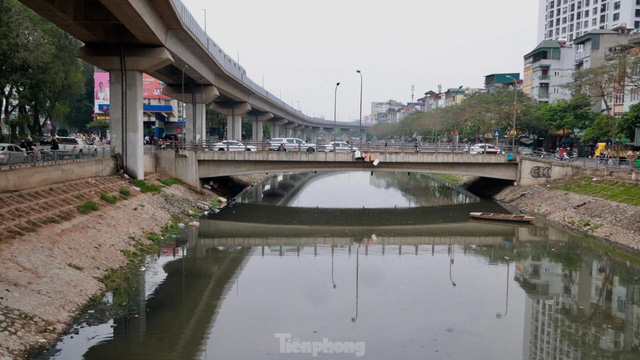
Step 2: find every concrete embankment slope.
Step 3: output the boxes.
[495,183,640,251]
[0,175,216,359]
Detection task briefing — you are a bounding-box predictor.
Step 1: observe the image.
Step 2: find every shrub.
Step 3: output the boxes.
[100,192,118,204]
[77,200,99,214]
[119,188,131,197]
[129,179,162,194]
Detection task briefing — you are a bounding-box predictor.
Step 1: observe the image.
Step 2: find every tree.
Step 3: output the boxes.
[0,0,84,141]
[569,58,624,142]
[617,103,640,142]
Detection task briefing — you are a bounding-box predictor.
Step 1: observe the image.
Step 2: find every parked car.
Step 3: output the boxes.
[320,141,358,152]
[40,136,52,146]
[213,140,257,151]
[267,138,317,152]
[56,137,97,158]
[0,143,27,165]
[517,147,534,155]
[468,143,503,154]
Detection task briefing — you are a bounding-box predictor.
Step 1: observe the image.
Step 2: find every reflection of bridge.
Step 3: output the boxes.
[83,235,250,359]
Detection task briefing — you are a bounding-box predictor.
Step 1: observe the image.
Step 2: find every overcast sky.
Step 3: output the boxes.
[182,0,540,123]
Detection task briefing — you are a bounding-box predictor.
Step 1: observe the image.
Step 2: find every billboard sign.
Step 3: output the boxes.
[94,71,110,113]
[143,74,171,99]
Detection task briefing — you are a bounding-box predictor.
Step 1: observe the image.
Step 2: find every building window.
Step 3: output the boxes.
[570,24,574,31]
[577,22,582,30]
[549,30,554,38]
[585,9,589,17]
[563,17,567,24]
[593,18,597,26]
[593,7,597,15]
[562,27,567,34]
[585,0,590,6]
[556,28,560,36]
[557,18,561,26]
[601,4,607,13]
[584,20,589,27]
[636,9,640,17]
[570,14,575,21]
[613,13,619,21]
[601,14,606,23]
[577,1,582,10]
[571,4,575,11]
[568,34,573,42]
[637,0,640,5]
[613,1,620,10]
[577,12,581,20]
[550,1,555,7]
[549,10,554,18]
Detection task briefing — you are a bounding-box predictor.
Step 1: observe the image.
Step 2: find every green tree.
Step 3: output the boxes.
[0,0,84,141]
[618,103,640,142]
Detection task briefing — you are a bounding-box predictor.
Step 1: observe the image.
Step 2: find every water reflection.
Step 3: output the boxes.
[45,172,640,359]
[48,219,640,359]
[236,171,478,208]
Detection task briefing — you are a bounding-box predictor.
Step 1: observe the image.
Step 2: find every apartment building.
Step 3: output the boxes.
[538,0,640,45]
[523,40,576,103]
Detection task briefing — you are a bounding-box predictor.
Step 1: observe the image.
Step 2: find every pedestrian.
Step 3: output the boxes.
[19,139,28,150]
[49,136,59,160]
[26,135,34,149]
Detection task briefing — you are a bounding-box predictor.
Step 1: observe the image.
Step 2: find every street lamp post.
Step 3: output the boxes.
[506,75,518,150]
[334,82,340,141]
[356,70,363,149]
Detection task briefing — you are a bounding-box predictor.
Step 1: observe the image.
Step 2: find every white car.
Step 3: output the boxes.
[468,143,503,154]
[320,141,358,152]
[213,140,257,151]
[56,137,97,158]
[267,138,317,152]
[0,143,27,165]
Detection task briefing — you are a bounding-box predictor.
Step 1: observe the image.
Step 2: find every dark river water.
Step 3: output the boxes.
[45,172,640,359]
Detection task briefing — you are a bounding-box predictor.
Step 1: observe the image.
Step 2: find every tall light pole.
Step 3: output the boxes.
[506,75,518,150]
[334,82,340,140]
[356,70,363,149]
[181,65,188,142]
[202,9,207,48]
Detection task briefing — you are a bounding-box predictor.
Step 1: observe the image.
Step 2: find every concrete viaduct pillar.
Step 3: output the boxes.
[79,46,173,180]
[251,112,273,142]
[209,102,252,141]
[163,85,219,143]
[310,129,320,144]
[270,119,288,138]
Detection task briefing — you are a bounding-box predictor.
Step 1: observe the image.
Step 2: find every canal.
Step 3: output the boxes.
[44,172,640,359]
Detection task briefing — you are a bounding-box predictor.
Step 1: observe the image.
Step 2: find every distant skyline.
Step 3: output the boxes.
[182,0,540,122]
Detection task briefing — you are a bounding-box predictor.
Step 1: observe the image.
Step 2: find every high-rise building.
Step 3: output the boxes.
[538,0,640,45]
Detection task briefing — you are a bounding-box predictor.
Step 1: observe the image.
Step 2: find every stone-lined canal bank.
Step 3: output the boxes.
[0,175,228,359]
[494,181,640,253]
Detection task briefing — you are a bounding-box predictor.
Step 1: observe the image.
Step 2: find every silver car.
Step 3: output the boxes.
[320,141,358,152]
[0,144,27,165]
[213,140,257,151]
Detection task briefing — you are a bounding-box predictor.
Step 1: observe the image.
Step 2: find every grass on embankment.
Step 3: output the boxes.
[433,174,463,185]
[553,176,640,207]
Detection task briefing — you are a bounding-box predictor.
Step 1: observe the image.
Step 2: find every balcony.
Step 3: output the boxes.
[538,88,550,99]
[539,75,550,82]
